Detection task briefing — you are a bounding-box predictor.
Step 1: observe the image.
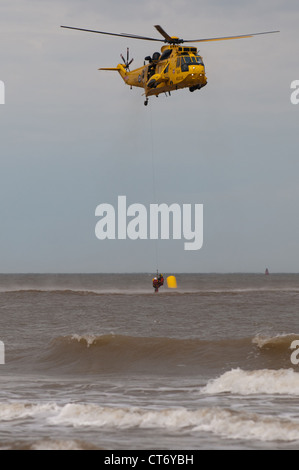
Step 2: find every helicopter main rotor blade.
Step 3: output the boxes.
[61,25,279,45]
[183,30,280,43]
[60,25,164,42]
[154,25,174,43]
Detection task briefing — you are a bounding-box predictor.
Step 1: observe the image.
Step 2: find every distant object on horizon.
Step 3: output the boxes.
[265,268,269,275]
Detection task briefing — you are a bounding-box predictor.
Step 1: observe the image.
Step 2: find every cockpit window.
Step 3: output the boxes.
[183,56,192,65]
[160,49,172,61]
[180,55,204,65]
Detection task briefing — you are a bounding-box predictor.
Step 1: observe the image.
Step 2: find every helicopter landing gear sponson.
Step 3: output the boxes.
[189,85,200,92]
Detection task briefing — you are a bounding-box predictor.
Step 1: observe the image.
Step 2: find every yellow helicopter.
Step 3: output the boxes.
[61,24,279,106]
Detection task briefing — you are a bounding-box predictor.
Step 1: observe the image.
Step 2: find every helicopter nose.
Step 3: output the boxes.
[190,64,205,79]
[189,65,206,85]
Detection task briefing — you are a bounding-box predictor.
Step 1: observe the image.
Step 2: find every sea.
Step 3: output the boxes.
[1,273,299,451]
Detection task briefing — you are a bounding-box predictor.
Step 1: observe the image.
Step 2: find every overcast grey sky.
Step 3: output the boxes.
[0,0,298,273]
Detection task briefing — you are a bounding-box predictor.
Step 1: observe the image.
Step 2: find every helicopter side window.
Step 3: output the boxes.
[196,56,204,65]
[176,58,180,68]
[180,56,189,72]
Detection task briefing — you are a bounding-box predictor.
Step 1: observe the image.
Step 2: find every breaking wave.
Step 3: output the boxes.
[252,333,299,350]
[1,401,299,443]
[23,332,299,375]
[39,334,213,374]
[202,368,299,396]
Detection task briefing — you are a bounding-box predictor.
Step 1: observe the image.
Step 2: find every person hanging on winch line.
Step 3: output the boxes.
[152,272,164,293]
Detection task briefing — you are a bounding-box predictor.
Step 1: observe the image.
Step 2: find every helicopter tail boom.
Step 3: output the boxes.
[99,67,120,71]
[99,63,145,89]
[99,64,128,83]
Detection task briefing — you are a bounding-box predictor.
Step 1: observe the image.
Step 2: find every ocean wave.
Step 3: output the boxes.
[39,334,253,375]
[52,333,203,352]
[202,368,299,396]
[51,333,251,351]
[33,332,298,374]
[1,286,299,296]
[2,401,299,443]
[29,439,98,451]
[0,402,59,421]
[252,333,299,350]
[41,334,210,374]
[0,288,153,296]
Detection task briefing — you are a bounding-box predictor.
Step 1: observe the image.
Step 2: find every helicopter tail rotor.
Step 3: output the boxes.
[121,47,134,70]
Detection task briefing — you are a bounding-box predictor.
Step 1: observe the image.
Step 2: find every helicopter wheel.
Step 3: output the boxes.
[144,99,148,106]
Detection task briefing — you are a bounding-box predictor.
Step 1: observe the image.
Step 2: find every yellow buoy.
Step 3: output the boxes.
[167,276,177,289]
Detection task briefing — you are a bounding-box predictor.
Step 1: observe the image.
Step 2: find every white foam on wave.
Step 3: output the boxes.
[202,368,299,395]
[48,403,299,442]
[0,402,59,421]
[30,439,88,451]
[252,333,299,349]
[2,401,299,442]
[49,404,195,429]
[193,407,299,442]
[70,334,99,347]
